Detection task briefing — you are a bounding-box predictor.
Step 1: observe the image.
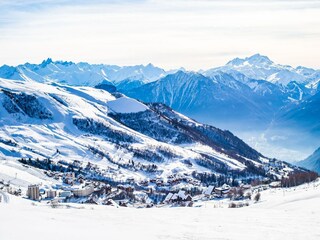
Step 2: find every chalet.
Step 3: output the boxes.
[214,184,231,197]
[139,180,149,186]
[165,190,193,203]
[146,203,154,208]
[177,190,192,202]
[118,201,128,207]
[104,199,118,207]
[13,188,22,196]
[203,186,215,197]
[164,192,174,203]
[156,179,164,186]
[269,181,281,188]
[72,160,82,168]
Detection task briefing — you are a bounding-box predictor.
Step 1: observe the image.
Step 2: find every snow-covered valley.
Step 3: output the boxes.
[0,179,319,240]
[0,55,318,239]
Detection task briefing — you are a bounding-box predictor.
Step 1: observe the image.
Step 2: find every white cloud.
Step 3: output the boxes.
[0,0,319,70]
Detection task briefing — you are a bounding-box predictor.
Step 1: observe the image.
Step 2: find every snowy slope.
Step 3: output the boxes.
[0,77,295,186]
[107,97,148,114]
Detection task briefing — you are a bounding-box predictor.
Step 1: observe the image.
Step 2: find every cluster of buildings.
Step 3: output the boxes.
[0,179,21,197]
[161,183,254,207]
[21,158,286,208]
[139,174,201,188]
[26,183,101,202]
[163,190,193,207]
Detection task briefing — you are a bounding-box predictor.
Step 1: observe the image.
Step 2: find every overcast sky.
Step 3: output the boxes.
[0,0,319,70]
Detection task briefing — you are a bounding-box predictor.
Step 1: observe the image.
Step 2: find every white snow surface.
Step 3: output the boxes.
[0,180,319,240]
[107,97,148,113]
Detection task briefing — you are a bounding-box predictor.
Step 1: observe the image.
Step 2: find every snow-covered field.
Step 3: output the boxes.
[1,180,319,240]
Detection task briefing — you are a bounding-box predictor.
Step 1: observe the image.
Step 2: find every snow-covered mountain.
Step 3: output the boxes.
[123,55,319,128]
[123,71,279,130]
[0,59,166,87]
[0,55,319,162]
[0,77,297,186]
[204,54,320,88]
[119,55,319,161]
[297,147,320,173]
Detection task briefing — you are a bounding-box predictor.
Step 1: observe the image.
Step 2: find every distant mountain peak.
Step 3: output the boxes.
[226,57,243,66]
[173,70,202,78]
[40,58,53,67]
[247,53,273,64]
[227,53,273,66]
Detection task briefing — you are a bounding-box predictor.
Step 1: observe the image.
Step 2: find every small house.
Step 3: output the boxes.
[203,186,215,197]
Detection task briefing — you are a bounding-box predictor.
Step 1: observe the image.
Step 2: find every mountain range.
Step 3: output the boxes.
[0,54,319,161]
